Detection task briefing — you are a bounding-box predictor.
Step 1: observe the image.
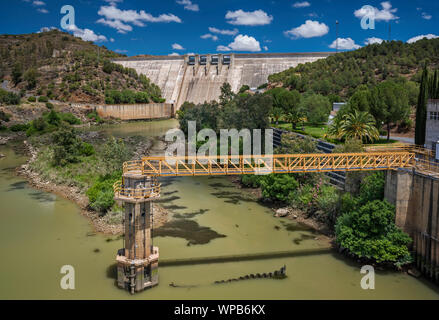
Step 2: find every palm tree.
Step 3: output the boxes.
[333,110,379,142]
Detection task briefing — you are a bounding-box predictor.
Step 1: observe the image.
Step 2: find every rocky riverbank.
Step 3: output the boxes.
[228,176,334,241]
[15,139,169,235]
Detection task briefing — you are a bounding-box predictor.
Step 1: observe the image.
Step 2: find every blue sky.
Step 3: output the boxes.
[0,0,438,56]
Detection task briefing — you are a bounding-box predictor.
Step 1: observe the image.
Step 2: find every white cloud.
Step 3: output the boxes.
[168,52,180,56]
[97,5,181,33]
[172,43,185,50]
[208,27,238,36]
[422,12,432,20]
[97,18,133,34]
[284,20,329,39]
[292,1,311,8]
[66,25,108,42]
[217,34,261,52]
[365,37,383,45]
[201,34,218,41]
[103,0,123,5]
[37,8,48,14]
[263,46,268,51]
[115,49,128,54]
[33,1,45,6]
[407,34,438,44]
[225,10,273,26]
[329,38,361,50]
[176,0,199,12]
[354,1,399,22]
[37,26,58,33]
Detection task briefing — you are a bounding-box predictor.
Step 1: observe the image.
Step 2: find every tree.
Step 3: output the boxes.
[300,93,331,125]
[270,107,283,125]
[11,63,22,86]
[219,82,234,105]
[335,110,380,142]
[23,68,39,90]
[370,81,410,141]
[415,66,428,145]
[51,128,82,166]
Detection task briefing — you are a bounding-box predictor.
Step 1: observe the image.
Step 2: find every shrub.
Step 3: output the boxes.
[315,185,339,223]
[86,175,118,212]
[79,142,95,156]
[335,200,412,265]
[359,171,385,204]
[60,112,81,125]
[260,174,299,203]
[38,96,49,103]
[0,110,11,122]
[241,174,262,188]
[45,102,54,110]
[28,96,36,102]
[0,89,20,105]
[10,123,30,132]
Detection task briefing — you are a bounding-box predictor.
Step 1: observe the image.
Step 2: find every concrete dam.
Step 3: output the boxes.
[113,53,332,109]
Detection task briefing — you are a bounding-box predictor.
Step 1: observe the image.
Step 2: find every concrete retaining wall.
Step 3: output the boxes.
[385,169,439,281]
[113,52,332,110]
[95,103,174,120]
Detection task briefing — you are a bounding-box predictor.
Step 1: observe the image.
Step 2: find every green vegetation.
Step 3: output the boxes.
[0,30,162,104]
[239,131,412,266]
[24,110,81,136]
[335,172,412,266]
[268,39,439,98]
[177,82,272,136]
[329,110,379,142]
[37,96,49,103]
[327,80,414,142]
[415,67,439,145]
[0,88,20,105]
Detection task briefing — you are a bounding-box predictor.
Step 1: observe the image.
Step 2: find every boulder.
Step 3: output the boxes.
[0,153,4,158]
[275,208,289,217]
[407,267,421,278]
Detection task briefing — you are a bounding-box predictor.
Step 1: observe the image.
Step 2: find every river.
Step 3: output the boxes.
[0,119,438,299]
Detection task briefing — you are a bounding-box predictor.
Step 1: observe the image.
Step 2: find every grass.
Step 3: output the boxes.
[272,121,399,146]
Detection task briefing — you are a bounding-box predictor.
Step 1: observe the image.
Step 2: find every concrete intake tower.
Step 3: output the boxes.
[114,172,160,294]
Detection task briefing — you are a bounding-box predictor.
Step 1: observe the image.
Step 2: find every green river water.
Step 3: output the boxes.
[0,119,438,300]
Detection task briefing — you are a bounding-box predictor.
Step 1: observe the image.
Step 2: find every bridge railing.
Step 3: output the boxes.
[125,152,416,177]
[366,144,435,159]
[113,180,161,200]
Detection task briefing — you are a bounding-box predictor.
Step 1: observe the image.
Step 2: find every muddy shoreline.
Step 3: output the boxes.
[14,139,168,236]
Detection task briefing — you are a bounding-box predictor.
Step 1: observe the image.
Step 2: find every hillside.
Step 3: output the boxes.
[268,38,439,99]
[0,30,162,104]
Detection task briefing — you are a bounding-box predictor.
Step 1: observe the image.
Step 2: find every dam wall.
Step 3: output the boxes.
[113,53,332,109]
[385,169,439,282]
[95,103,174,120]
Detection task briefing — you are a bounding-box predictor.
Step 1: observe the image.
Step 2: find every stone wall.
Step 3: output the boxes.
[385,169,439,281]
[95,103,174,120]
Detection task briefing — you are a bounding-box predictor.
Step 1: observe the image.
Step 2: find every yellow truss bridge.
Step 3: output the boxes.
[112,148,439,200]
